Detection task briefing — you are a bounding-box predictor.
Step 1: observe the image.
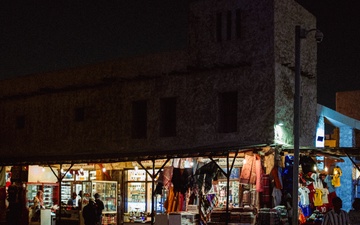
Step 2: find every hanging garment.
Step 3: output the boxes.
[172,167,182,193]
[272,187,282,206]
[332,166,342,187]
[180,168,193,194]
[270,166,282,189]
[282,155,294,194]
[307,182,316,205]
[311,172,324,189]
[300,204,312,217]
[313,188,323,206]
[298,186,310,206]
[255,155,264,192]
[250,155,257,184]
[194,161,219,194]
[240,154,254,184]
[163,166,174,189]
[321,187,329,204]
[262,174,271,207]
[264,154,274,175]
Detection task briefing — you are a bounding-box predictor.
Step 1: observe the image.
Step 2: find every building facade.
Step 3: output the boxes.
[0,0,317,165]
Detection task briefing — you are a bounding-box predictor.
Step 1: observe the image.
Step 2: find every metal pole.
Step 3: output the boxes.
[292,25,301,225]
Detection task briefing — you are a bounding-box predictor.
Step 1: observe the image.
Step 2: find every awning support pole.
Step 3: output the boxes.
[137,158,171,225]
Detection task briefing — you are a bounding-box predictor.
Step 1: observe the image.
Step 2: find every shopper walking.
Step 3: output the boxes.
[321,197,349,225]
[94,193,104,225]
[82,197,98,225]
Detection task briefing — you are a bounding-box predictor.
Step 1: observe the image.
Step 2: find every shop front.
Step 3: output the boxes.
[2,145,360,225]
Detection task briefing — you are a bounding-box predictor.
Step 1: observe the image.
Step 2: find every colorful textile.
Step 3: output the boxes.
[299,186,310,206]
[313,188,323,206]
[255,154,264,192]
[332,167,342,187]
[240,154,254,184]
[299,204,312,217]
[262,175,271,206]
[321,188,329,204]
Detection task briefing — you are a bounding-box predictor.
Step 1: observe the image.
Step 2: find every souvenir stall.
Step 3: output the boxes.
[265,150,350,225]
[139,147,280,225]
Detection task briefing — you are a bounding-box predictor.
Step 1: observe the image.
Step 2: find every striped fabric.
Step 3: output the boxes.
[322,209,349,225]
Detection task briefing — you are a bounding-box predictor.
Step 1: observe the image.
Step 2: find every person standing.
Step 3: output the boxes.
[78,190,83,209]
[321,196,349,225]
[82,197,97,225]
[67,192,77,209]
[349,198,360,225]
[94,193,104,225]
[31,190,44,221]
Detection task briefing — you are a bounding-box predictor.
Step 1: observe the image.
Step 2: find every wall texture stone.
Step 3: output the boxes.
[0,0,318,163]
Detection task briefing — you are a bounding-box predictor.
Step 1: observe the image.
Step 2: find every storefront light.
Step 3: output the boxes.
[102,167,106,173]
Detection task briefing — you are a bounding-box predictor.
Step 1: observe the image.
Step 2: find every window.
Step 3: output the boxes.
[227,10,232,40]
[160,97,177,137]
[16,115,25,129]
[74,107,85,122]
[216,13,222,42]
[132,100,147,139]
[235,9,241,39]
[218,91,238,133]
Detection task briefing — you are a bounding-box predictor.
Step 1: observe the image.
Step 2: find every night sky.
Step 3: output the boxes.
[1,0,359,109]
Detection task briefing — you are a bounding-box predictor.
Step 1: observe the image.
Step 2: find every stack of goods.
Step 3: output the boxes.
[231,207,255,224]
[257,208,280,225]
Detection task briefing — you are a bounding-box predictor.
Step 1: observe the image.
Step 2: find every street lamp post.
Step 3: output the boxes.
[292,25,323,225]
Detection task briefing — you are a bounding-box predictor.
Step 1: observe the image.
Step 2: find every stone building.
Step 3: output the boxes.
[0,0,318,164]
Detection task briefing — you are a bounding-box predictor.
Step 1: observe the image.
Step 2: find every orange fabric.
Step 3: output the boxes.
[165,186,175,213]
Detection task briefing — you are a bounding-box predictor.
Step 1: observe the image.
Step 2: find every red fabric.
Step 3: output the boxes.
[307,182,315,204]
[262,175,270,206]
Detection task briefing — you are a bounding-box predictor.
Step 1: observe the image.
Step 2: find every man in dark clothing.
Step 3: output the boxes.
[82,197,97,225]
[322,197,349,225]
[94,193,105,225]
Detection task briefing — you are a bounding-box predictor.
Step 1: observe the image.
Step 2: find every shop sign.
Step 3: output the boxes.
[216,158,244,167]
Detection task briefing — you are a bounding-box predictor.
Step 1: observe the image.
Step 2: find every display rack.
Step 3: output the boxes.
[27,183,59,208]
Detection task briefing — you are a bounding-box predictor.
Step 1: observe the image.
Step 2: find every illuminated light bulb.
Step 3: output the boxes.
[314,165,317,171]
[324,167,328,172]
[61,169,64,173]
[102,167,106,173]
[80,167,84,173]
